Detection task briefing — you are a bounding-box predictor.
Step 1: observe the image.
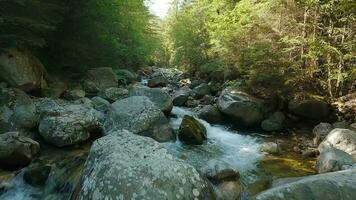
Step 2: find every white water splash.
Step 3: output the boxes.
[169,106,263,173]
[0,172,41,200]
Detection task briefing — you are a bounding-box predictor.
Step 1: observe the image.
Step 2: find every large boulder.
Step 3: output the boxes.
[148,75,168,88]
[38,99,104,147]
[104,96,175,142]
[218,87,267,126]
[198,105,223,124]
[172,86,191,106]
[74,130,214,200]
[255,169,356,200]
[288,99,329,120]
[98,87,128,102]
[62,89,86,101]
[318,129,356,160]
[261,112,285,132]
[178,115,207,145]
[316,148,354,173]
[129,86,173,114]
[313,122,333,145]
[83,67,118,96]
[193,83,211,99]
[0,48,47,91]
[0,132,40,169]
[91,96,110,112]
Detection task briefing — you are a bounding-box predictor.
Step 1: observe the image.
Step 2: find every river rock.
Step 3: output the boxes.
[38,99,104,147]
[260,142,279,154]
[193,83,211,99]
[261,112,285,131]
[172,86,191,106]
[0,48,47,92]
[148,75,168,88]
[116,69,138,85]
[218,87,266,126]
[316,148,354,173]
[0,106,13,133]
[91,96,110,112]
[98,87,128,102]
[288,99,329,120]
[215,181,241,200]
[24,164,52,186]
[62,89,86,101]
[83,67,118,95]
[0,132,40,169]
[104,96,175,142]
[74,130,214,200]
[179,115,207,145]
[318,129,356,160]
[198,105,223,124]
[255,169,356,200]
[313,122,333,145]
[129,86,173,114]
[332,121,349,129]
[199,160,239,182]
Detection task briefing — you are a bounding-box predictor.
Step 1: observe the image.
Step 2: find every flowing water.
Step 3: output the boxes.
[0,171,40,200]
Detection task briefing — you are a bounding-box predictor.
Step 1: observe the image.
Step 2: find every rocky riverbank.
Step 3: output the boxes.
[0,64,355,200]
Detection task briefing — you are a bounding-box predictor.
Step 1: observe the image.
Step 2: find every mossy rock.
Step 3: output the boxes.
[178,115,207,145]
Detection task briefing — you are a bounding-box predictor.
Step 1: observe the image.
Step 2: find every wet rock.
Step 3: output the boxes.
[255,169,356,200]
[193,83,211,99]
[185,97,200,108]
[0,106,13,133]
[104,96,175,142]
[172,86,191,106]
[215,181,241,200]
[261,112,285,132]
[260,142,279,154]
[0,48,47,92]
[199,160,239,182]
[318,129,356,160]
[200,95,216,105]
[24,164,52,186]
[91,96,110,112]
[62,89,85,101]
[116,69,138,85]
[41,79,67,99]
[178,115,207,145]
[0,132,40,169]
[38,99,104,147]
[148,75,168,88]
[74,130,214,200]
[271,177,303,188]
[351,123,356,132]
[332,121,349,129]
[218,87,266,126]
[288,99,329,120]
[316,148,353,173]
[129,86,173,114]
[98,87,128,102]
[313,123,333,145]
[83,67,118,96]
[189,80,205,89]
[198,105,223,124]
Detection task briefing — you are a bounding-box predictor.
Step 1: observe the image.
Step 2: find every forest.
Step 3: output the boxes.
[0,0,355,200]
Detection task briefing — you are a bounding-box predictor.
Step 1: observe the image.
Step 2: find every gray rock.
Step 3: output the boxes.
[261,112,285,131]
[193,83,211,99]
[316,148,354,173]
[215,181,241,200]
[172,86,191,106]
[38,99,104,147]
[271,177,303,188]
[129,86,173,114]
[0,106,12,133]
[218,87,266,126]
[318,129,356,160]
[11,99,38,130]
[98,87,128,102]
[91,96,110,112]
[83,67,118,95]
[260,142,279,154]
[350,123,356,132]
[313,123,333,145]
[288,99,329,120]
[62,89,85,101]
[116,69,138,85]
[178,115,207,145]
[75,130,214,200]
[148,75,168,88]
[104,96,175,142]
[0,48,47,92]
[332,121,349,129]
[0,132,40,169]
[199,160,239,182]
[255,169,356,200]
[198,105,223,124]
